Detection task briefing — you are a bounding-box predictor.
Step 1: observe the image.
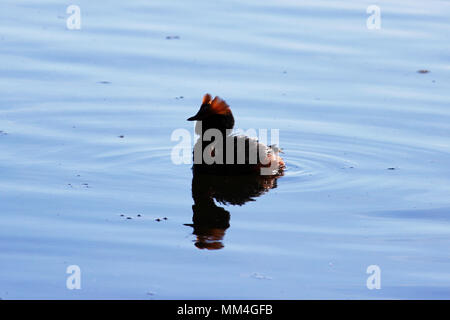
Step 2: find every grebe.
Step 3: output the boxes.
[187,94,285,175]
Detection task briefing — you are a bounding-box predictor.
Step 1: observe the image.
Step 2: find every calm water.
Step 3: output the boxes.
[1,0,450,299]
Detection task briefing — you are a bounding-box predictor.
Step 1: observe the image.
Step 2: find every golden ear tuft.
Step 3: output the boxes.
[210,96,231,115]
[202,93,212,105]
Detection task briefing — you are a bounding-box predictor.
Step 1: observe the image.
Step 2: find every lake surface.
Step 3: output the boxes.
[1,0,449,299]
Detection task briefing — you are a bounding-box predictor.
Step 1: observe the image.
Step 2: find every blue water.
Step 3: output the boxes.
[1,0,450,299]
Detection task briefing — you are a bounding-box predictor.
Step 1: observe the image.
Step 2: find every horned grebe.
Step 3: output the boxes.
[187,94,285,175]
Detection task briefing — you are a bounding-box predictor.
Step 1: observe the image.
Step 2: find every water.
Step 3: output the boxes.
[1,0,450,299]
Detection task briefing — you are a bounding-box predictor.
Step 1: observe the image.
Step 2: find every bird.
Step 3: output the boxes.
[187,93,285,175]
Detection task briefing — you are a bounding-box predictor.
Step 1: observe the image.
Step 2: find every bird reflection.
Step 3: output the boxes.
[185,167,283,250]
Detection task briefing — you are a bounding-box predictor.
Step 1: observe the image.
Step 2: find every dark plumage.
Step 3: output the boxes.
[187,94,285,175]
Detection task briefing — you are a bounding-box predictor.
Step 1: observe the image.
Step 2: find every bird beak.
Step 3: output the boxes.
[187,106,208,121]
[187,111,203,121]
[187,115,199,121]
